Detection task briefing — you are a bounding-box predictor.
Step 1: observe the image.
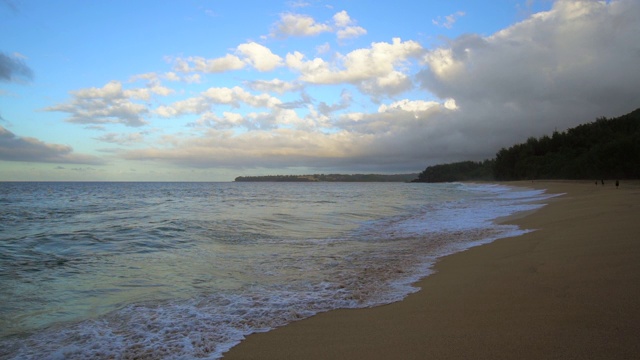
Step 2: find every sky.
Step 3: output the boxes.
[1,0,639,181]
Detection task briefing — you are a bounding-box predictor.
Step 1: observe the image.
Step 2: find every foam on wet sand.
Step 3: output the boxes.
[224,180,640,359]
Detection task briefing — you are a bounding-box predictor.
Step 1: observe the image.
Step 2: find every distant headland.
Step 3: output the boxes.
[234,173,418,182]
[237,108,640,184]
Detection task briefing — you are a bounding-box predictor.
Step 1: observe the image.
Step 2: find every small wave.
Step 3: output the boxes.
[0,182,558,359]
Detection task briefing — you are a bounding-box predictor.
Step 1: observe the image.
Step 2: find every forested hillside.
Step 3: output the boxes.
[415,108,640,182]
[413,160,494,183]
[493,108,640,180]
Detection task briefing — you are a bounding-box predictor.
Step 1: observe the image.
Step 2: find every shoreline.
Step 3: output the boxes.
[224,180,640,359]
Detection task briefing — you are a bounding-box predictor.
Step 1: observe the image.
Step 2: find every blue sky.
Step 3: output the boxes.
[1,0,639,181]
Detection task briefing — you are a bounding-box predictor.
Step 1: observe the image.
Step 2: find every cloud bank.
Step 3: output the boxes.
[0,126,105,164]
[19,1,640,174]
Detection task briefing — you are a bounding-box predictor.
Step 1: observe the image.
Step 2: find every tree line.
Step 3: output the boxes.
[414,108,640,182]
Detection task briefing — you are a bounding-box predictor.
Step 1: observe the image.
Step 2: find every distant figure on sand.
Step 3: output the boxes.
[601,179,605,186]
[616,180,619,189]
[595,181,598,186]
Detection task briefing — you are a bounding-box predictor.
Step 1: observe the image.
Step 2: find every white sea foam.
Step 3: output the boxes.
[0,182,559,359]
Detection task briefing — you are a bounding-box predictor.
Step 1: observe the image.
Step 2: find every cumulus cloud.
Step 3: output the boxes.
[123,96,460,171]
[122,127,365,169]
[336,26,367,40]
[173,54,246,73]
[270,12,332,38]
[193,112,246,130]
[269,10,366,40]
[29,0,640,177]
[172,42,283,74]
[44,81,156,127]
[333,10,367,40]
[117,1,640,174]
[181,96,328,132]
[418,0,640,153]
[378,99,441,113]
[191,107,310,131]
[235,42,284,71]
[286,37,423,98]
[0,126,105,164]
[0,52,33,82]
[155,86,283,118]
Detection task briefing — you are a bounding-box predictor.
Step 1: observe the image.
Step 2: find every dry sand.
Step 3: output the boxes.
[224,180,640,359]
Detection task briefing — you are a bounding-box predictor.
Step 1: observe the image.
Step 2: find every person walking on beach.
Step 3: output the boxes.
[616,180,619,189]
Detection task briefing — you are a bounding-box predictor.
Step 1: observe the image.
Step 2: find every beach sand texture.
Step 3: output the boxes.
[224,181,640,359]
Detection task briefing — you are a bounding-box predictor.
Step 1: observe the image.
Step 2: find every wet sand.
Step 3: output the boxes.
[224,180,640,359]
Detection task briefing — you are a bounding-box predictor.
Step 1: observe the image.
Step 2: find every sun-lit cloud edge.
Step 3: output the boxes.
[10,0,640,177]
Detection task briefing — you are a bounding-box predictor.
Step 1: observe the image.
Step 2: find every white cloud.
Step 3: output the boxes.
[332,10,351,28]
[270,10,366,40]
[337,26,367,40]
[155,86,283,118]
[73,81,124,99]
[172,43,283,74]
[203,86,282,108]
[121,1,640,173]
[125,95,461,171]
[333,10,367,40]
[378,99,440,113]
[186,102,323,134]
[359,70,413,99]
[128,72,158,83]
[235,42,284,72]
[444,98,457,110]
[194,111,246,129]
[45,81,150,127]
[39,0,640,176]
[149,85,174,97]
[270,12,332,38]
[163,72,181,82]
[174,54,246,73]
[287,38,423,97]
[123,85,173,101]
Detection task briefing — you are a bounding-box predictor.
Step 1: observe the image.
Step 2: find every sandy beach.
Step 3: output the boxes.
[224,180,640,359]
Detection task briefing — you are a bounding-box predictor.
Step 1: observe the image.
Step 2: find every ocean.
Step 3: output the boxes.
[0,181,557,359]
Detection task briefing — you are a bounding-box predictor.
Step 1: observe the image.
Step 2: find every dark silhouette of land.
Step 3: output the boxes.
[235,173,418,182]
[414,108,640,183]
